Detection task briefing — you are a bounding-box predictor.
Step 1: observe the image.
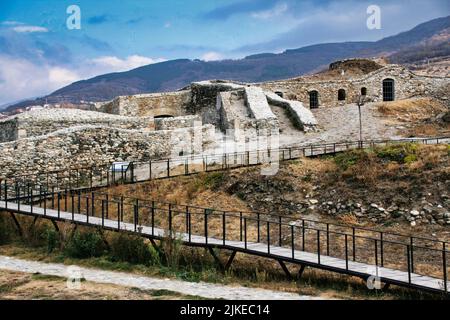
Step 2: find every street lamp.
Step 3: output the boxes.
[356,94,366,147]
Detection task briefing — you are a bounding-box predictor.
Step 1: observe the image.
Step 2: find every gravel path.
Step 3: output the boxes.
[0,255,321,300]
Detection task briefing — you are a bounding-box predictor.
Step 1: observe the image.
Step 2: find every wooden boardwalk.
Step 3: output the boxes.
[1,200,448,295]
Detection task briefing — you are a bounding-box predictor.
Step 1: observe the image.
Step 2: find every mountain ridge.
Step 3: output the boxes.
[5,15,450,112]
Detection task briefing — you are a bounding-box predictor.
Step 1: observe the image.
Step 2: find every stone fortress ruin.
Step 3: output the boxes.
[0,59,449,177]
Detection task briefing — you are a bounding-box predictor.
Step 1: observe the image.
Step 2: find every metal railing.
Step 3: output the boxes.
[1,136,449,194]
[2,185,449,294]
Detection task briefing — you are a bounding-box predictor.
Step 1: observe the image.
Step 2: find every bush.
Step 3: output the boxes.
[44,228,59,253]
[202,172,225,190]
[334,150,367,170]
[375,143,418,163]
[110,233,159,265]
[65,230,106,258]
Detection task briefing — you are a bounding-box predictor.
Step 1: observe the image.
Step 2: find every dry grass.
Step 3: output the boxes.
[377,98,447,122]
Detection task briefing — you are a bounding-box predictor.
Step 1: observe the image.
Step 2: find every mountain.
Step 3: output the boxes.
[6,16,450,112]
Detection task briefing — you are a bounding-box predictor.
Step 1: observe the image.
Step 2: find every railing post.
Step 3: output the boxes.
[117,202,120,230]
[239,212,243,241]
[244,218,247,250]
[257,213,260,242]
[352,227,356,261]
[151,201,155,236]
[407,244,412,284]
[167,159,170,178]
[279,216,282,247]
[57,192,61,218]
[374,239,378,274]
[86,197,89,223]
[380,232,384,267]
[134,201,138,232]
[267,221,270,254]
[326,223,330,256]
[222,211,226,245]
[443,242,447,293]
[291,225,295,259]
[91,192,95,217]
[188,206,191,243]
[101,200,105,227]
[204,209,208,244]
[317,230,321,264]
[302,220,305,251]
[410,237,414,273]
[185,206,189,233]
[345,234,348,270]
[168,204,172,236]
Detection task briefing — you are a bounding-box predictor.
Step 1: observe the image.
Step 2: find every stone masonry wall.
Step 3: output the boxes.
[0,124,215,178]
[0,118,19,142]
[260,65,450,108]
[0,109,154,143]
[189,81,245,124]
[96,91,191,117]
[154,115,201,131]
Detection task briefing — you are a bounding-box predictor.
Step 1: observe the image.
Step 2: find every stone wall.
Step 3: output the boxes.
[154,115,201,130]
[0,109,154,143]
[260,65,450,108]
[96,90,191,117]
[216,88,279,140]
[265,91,317,131]
[0,124,215,178]
[189,81,245,124]
[0,118,19,142]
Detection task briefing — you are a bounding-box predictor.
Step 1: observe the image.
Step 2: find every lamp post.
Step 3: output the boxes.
[356,95,366,147]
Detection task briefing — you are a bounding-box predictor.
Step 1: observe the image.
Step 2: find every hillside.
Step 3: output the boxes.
[5,16,450,112]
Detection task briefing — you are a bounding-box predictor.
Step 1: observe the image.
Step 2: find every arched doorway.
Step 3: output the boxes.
[361,87,367,96]
[309,91,319,109]
[338,89,346,101]
[382,79,395,101]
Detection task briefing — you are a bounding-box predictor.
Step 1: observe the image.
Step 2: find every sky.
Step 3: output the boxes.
[0,0,449,106]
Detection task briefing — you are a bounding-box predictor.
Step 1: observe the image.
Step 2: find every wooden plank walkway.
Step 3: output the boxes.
[1,200,448,295]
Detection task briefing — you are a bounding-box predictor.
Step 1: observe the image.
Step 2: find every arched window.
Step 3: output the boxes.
[382,79,395,101]
[274,91,284,98]
[338,89,346,101]
[309,91,319,109]
[361,87,367,96]
[154,114,174,119]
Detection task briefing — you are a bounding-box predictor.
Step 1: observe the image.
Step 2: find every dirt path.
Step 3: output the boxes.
[0,255,321,300]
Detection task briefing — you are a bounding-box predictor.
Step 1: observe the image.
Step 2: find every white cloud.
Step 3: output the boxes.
[48,67,79,87]
[0,55,76,105]
[1,21,23,26]
[251,3,288,20]
[90,55,166,73]
[12,25,48,33]
[201,51,224,61]
[0,54,167,105]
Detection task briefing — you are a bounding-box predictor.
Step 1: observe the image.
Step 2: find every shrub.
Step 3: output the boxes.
[202,172,225,190]
[375,143,418,163]
[334,150,367,170]
[110,233,159,265]
[44,228,59,253]
[64,230,105,258]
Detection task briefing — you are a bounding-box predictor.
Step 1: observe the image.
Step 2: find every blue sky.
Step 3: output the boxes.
[0,0,449,105]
